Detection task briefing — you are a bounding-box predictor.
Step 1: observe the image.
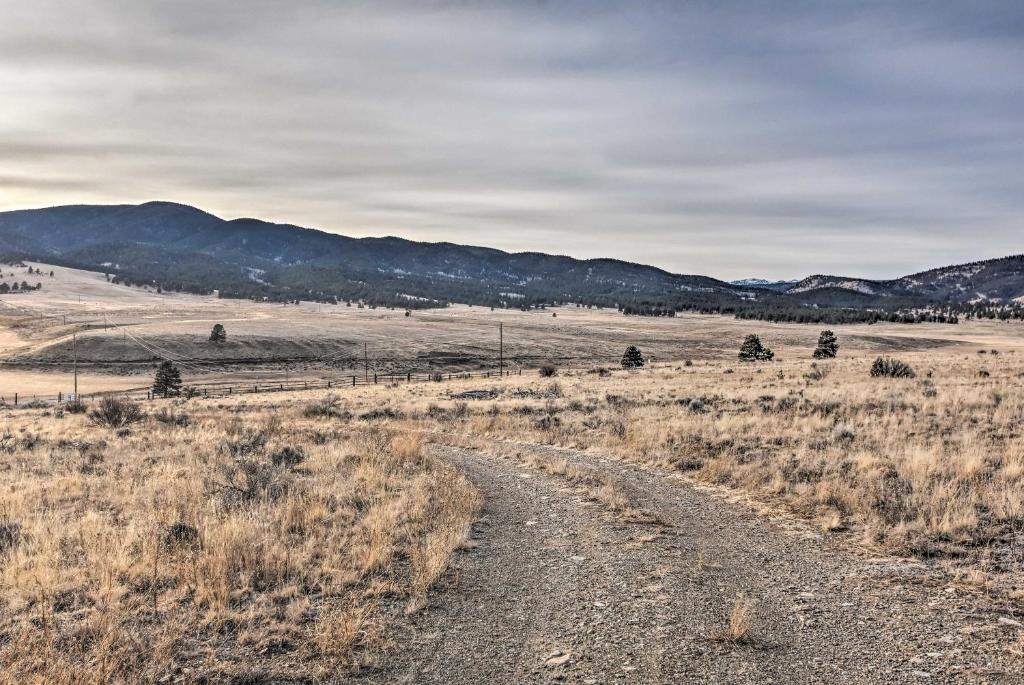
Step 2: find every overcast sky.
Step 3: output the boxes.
[1,1,1022,280]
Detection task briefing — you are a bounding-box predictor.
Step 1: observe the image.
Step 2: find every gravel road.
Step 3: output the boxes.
[364,443,1022,684]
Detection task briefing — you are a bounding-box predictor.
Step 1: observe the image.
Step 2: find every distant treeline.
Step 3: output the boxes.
[7,247,1019,326]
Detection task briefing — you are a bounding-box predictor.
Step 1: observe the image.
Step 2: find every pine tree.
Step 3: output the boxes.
[621,345,645,369]
[738,334,774,361]
[153,361,183,396]
[209,323,227,343]
[813,330,839,359]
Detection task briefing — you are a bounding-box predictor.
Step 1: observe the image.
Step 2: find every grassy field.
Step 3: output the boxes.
[0,400,478,683]
[4,261,1024,401]
[280,347,1023,568]
[2,261,1024,677]
[1,311,1024,677]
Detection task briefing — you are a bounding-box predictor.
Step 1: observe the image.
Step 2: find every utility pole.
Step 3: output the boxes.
[364,342,368,382]
[72,332,78,398]
[499,322,503,376]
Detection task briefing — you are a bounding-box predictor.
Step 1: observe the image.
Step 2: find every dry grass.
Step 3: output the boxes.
[4,330,1022,677]
[497,446,657,522]
[247,344,1024,575]
[416,351,1024,565]
[710,594,756,645]
[0,401,478,683]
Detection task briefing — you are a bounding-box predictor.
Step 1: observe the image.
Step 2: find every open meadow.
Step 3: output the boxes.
[4,261,1024,399]
[1,263,1024,682]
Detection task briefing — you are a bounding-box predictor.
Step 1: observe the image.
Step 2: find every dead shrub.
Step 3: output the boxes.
[212,457,294,509]
[870,357,916,379]
[88,397,146,429]
[303,394,344,419]
[154,408,190,427]
[64,398,88,414]
[163,522,201,551]
[0,519,21,554]
[220,430,268,457]
[270,445,306,468]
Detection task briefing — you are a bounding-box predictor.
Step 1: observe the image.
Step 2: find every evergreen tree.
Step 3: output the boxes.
[621,345,645,369]
[209,323,227,343]
[813,330,839,358]
[153,361,183,396]
[738,334,774,361]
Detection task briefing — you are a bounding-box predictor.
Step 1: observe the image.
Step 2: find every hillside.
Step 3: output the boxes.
[1,202,1022,322]
[789,256,1024,304]
[0,201,738,311]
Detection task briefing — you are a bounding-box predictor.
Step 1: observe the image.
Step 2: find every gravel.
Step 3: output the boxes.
[358,444,1022,684]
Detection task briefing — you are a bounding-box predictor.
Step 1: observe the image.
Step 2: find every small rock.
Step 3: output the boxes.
[545,653,571,668]
[911,671,931,678]
[997,617,1022,628]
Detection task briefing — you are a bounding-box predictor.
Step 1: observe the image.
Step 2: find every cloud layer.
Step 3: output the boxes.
[1,0,1022,279]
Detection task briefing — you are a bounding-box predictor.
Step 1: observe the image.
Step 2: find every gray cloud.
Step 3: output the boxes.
[0,0,1022,279]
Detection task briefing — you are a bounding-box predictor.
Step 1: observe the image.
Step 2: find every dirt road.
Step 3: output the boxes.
[368,443,1021,684]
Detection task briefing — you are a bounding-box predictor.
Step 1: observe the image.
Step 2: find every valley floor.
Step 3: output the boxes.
[1,262,1023,682]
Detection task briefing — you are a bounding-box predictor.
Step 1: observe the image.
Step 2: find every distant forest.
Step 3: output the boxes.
[5,249,1006,326]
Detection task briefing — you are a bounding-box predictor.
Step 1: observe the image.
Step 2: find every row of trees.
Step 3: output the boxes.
[0,281,42,293]
[619,330,840,370]
[24,266,54,277]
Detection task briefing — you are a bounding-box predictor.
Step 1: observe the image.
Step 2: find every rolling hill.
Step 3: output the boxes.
[0,201,1021,321]
[0,201,738,311]
[787,255,1024,304]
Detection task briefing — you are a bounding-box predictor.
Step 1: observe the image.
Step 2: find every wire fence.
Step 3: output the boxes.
[1,289,621,407]
[0,367,529,407]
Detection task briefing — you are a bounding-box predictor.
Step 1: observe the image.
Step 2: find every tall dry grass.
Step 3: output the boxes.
[413,351,1024,563]
[0,400,478,683]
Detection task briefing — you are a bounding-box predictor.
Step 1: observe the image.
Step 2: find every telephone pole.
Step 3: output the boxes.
[72,332,78,398]
[498,322,503,376]
[364,342,368,382]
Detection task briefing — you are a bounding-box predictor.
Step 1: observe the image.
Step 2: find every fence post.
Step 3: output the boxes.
[254,385,258,393]
[407,372,411,382]
[15,393,18,405]
[373,373,377,384]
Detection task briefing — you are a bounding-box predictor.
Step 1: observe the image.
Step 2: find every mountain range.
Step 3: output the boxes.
[0,201,1021,321]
